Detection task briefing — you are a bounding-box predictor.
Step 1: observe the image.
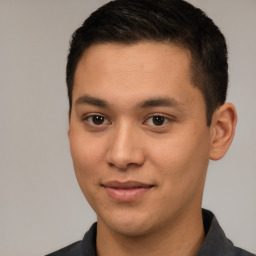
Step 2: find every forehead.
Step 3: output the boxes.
[73,42,202,110]
[76,42,192,74]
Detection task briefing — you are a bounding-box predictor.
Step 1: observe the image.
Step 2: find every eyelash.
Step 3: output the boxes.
[82,113,173,128]
[82,114,111,127]
[144,114,172,127]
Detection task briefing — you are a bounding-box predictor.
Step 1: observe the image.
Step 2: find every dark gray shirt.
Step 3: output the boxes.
[46,209,255,256]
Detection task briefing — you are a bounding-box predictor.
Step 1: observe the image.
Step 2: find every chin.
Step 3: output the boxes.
[111,223,153,237]
[99,212,156,237]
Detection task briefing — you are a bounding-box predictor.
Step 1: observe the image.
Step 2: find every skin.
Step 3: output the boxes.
[68,42,237,256]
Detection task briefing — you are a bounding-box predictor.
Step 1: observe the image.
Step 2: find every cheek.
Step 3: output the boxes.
[69,131,106,187]
[69,132,110,213]
[149,127,210,193]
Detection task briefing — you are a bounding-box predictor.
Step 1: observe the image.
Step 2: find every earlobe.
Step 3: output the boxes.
[209,103,237,160]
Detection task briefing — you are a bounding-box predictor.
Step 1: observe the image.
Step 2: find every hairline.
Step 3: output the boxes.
[69,39,210,124]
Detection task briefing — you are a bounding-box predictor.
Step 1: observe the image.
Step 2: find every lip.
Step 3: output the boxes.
[102,181,154,202]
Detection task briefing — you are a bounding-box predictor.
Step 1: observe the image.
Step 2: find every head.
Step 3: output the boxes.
[67,0,228,126]
[67,0,236,239]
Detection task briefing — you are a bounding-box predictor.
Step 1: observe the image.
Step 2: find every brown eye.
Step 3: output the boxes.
[92,115,105,125]
[85,115,109,126]
[152,116,165,126]
[144,115,170,127]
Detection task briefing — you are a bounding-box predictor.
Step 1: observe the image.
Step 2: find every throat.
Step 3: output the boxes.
[96,212,205,256]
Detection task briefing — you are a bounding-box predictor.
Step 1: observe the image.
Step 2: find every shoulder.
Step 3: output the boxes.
[45,222,97,256]
[45,241,82,256]
[233,246,256,256]
[198,209,255,256]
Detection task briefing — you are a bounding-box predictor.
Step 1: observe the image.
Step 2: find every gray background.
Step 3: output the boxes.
[0,0,255,255]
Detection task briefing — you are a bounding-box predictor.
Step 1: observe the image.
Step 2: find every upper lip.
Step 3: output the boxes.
[102,181,153,189]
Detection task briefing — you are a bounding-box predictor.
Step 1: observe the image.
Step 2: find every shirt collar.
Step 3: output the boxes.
[197,209,234,256]
[82,209,234,256]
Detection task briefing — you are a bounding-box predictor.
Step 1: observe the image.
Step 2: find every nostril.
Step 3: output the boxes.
[107,160,142,170]
[106,132,146,169]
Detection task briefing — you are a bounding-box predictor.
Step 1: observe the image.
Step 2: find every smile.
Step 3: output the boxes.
[102,181,154,202]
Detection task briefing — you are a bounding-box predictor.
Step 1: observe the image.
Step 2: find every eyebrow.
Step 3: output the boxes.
[137,97,182,108]
[75,94,182,109]
[75,95,109,107]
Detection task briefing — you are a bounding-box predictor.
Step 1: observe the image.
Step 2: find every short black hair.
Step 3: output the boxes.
[67,0,228,125]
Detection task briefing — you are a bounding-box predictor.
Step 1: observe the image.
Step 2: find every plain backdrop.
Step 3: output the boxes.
[0,0,255,255]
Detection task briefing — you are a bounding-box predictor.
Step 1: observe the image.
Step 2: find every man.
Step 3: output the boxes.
[47,0,255,255]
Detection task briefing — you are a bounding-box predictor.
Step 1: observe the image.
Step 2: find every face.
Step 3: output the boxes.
[68,42,213,237]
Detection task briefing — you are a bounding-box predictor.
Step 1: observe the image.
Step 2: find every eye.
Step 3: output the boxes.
[84,114,110,126]
[145,115,170,126]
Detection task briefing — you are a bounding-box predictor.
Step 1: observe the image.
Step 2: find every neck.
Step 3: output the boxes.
[96,208,205,256]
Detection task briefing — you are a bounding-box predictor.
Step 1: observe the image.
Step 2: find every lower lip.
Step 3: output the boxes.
[104,187,152,202]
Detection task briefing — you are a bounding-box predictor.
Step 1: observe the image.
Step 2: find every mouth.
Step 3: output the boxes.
[102,181,154,202]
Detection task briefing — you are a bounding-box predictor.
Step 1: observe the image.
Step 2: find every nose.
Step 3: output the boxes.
[106,122,145,170]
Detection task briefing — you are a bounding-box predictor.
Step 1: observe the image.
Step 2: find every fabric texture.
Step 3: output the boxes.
[45,209,255,256]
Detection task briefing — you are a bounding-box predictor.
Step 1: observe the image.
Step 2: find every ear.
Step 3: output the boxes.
[209,103,237,160]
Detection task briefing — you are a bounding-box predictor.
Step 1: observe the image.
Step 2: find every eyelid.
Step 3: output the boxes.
[81,112,174,128]
[144,114,174,127]
[82,113,111,126]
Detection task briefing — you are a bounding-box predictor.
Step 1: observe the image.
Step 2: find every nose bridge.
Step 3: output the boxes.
[107,120,145,169]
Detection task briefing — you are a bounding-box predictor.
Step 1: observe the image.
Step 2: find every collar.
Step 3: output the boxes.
[81,209,242,256]
[197,209,234,255]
